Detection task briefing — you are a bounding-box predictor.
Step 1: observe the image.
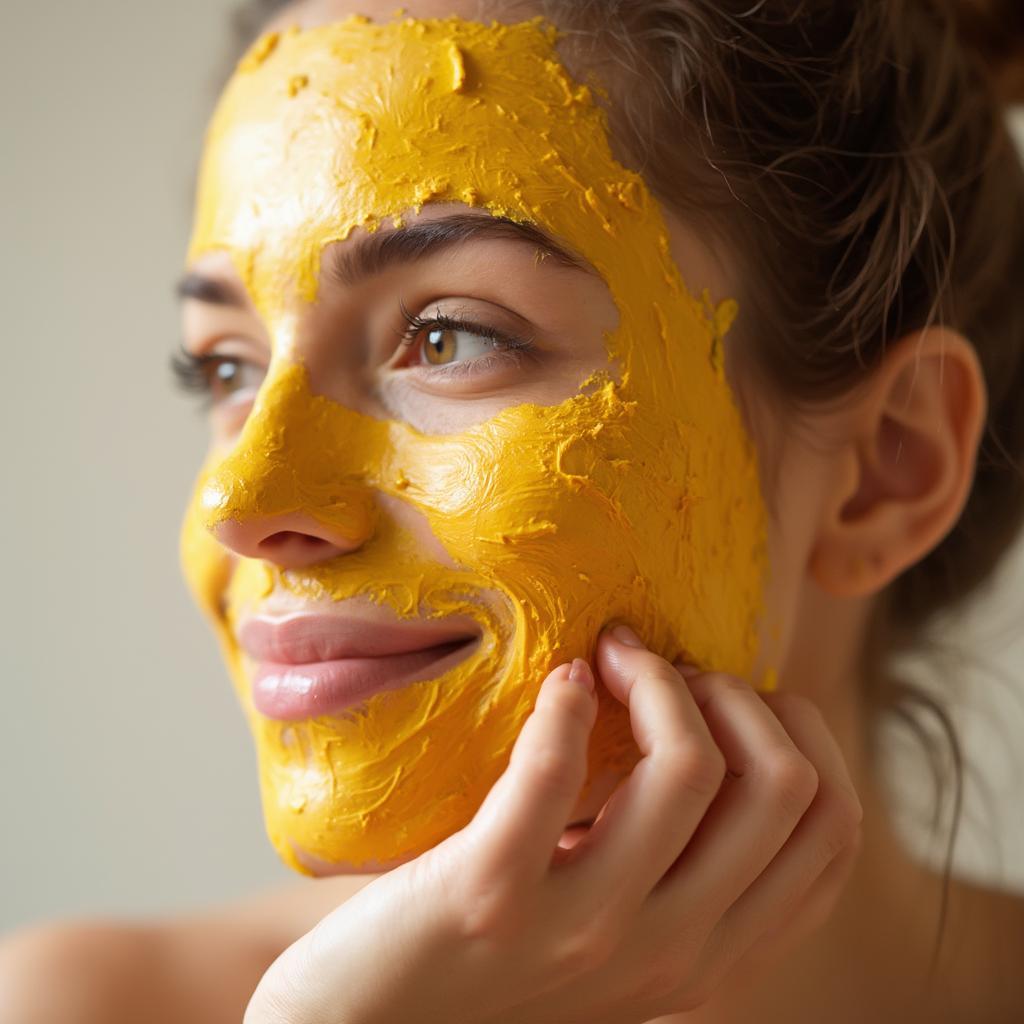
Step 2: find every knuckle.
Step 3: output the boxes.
[663,744,727,801]
[693,671,752,721]
[760,748,819,816]
[247,986,305,1024]
[264,986,315,1024]
[763,691,824,728]
[551,922,617,978]
[816,787,864,858]
[645,662,690,692]
[635,953,684,1002]
[254,940,323,1023]
[770,688,823,729]
[525,753,577,802]
[828,784,864,833]
[456,892,524,946]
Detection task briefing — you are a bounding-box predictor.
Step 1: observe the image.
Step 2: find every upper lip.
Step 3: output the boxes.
[236,612,481,665]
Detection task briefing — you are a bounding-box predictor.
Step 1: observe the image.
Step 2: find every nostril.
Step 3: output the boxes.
[213,513,368,568]
[257,531,335,554]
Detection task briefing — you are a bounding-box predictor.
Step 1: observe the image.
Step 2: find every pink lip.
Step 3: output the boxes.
[237,614,480,721]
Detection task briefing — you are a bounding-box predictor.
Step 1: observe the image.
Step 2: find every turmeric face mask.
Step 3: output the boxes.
[182,15,771,873]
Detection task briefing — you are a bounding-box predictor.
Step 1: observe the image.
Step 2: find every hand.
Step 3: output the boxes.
[245,626,863,1024]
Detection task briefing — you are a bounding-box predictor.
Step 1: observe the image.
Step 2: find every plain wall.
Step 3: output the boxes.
[1,0,290,931]
[1,5,1022,932]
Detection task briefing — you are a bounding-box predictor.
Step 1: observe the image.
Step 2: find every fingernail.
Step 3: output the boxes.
[610,624,644,648]
[568,658,595,692]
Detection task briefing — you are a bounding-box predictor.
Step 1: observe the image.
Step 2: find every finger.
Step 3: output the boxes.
[701,692,863,963]
[646,672,820,929]
[563,626,725,919]
[739,824,862,973]
[464,659,598,889]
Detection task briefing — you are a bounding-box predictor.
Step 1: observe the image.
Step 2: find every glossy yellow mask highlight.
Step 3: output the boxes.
[182,15,772,873]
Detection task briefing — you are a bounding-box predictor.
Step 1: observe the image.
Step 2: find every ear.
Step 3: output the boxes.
[809,328,988,598]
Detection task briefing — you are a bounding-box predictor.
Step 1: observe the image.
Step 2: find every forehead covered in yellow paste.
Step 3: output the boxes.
[182,14,771,872]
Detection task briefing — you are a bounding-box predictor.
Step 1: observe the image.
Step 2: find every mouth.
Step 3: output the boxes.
[237,612,481,721]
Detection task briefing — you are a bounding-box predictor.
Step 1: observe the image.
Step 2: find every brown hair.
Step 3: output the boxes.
[225,0,1024,970]
[517,0,1024,971]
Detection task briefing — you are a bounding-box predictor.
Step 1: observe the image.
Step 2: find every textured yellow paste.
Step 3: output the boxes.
[181,15,773,873]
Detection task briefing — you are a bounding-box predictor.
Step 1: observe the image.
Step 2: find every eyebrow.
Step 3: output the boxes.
[328,213,589,287]
[175,273,248,308]
[175,213,589,306]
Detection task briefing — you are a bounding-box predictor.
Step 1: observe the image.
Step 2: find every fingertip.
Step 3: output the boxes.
[594,627,640,704]
[568,657,595,693]
[547,661,574,684]
[541,661,597,708]
[608,623,645,648]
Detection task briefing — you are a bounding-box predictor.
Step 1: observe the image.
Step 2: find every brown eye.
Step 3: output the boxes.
[423,327,458,365]
[172,349,266,406]
[398,311,526,373]
[209,357,264,402]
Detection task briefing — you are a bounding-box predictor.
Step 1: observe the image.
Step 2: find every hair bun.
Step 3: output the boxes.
[957,0,1024,102]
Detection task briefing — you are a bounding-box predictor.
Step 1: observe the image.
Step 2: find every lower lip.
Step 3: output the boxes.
[251,638,475,721]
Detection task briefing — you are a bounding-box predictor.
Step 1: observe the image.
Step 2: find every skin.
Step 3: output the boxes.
[180,10,772,874]
[1,0,1023,1022]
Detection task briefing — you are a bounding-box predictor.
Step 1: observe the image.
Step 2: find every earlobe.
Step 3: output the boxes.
[809,328,987,599]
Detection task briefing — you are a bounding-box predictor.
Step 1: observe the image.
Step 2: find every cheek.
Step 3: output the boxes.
[394,388,702,650]
[397,377,768,680]
[180,454,234,622]
[748,428,829,679]
[400,391,636,575]
[375,492,461,570]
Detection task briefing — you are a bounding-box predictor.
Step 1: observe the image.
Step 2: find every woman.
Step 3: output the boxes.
[2,1,1023,1021]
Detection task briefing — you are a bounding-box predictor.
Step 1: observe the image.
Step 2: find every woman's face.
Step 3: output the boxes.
[180,5,773,873]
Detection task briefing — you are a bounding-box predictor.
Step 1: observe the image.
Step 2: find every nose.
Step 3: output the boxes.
[197,362,387,570]
[201,465,379,569]
[212,509,372,570]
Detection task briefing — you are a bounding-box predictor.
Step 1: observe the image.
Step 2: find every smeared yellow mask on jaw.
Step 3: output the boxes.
[181,14,772,873]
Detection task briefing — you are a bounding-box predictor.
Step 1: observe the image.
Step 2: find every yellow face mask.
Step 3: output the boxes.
[182,14,772,873]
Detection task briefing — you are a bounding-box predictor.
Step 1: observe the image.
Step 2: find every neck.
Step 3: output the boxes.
[675,590,993,1022]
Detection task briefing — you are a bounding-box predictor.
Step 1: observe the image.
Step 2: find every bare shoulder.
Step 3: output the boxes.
[0,920,170,1024]
[0,873,378,1024]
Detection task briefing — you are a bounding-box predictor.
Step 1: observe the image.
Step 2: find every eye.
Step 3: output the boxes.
[419,325,495,366]
[208,357,263,399]
[399,306,533,373]
[172,350,266,405]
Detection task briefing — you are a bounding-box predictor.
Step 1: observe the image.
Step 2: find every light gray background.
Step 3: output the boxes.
[1,3,1022,933]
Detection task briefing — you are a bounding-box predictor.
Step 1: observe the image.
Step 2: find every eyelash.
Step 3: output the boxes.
[171,350,217,402]
[172,307,536,402]
[170,349,260,408]
[398,305,535,378]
